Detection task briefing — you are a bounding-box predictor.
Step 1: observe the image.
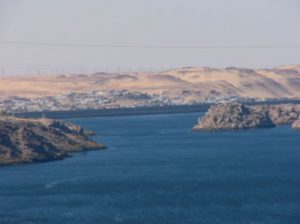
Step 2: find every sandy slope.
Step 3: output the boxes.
[0,65,299,100]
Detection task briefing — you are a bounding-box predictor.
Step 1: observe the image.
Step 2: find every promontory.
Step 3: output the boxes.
[0,116,106,166]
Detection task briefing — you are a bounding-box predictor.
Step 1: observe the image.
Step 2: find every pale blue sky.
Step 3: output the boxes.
[0,0,299,75]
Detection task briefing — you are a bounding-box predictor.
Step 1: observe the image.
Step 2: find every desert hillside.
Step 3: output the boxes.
[0,65,300,112]
[1,65,300,99]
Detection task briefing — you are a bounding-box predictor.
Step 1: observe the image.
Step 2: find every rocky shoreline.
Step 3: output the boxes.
[0,116,106,166]
[193,103,300,131]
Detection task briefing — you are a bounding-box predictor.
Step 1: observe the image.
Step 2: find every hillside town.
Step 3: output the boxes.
[0,90,246,113]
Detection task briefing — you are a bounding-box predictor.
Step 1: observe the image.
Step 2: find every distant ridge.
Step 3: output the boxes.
[0,65,300,113]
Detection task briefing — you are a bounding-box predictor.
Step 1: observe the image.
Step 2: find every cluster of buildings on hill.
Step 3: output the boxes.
[0,89,251,113]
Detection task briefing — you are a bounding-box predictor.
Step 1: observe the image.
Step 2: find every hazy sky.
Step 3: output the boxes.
[0,0,299,75]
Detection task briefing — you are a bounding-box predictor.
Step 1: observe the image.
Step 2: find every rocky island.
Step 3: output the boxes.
[0,116,106,166]
[193,103,276,131]
[193,102,300,131]
[252,104,300,125]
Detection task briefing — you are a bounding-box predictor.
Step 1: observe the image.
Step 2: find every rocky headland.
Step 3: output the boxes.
[193,103,300,131]
[0,116,106,166]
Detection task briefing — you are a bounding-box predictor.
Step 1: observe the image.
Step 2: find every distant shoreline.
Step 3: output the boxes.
[14,99,300,119]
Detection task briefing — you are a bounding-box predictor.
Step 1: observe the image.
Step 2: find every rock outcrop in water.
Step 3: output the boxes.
[292,119,300,129]
[193,103,276,131]
[0,116,106,166]
[252,104,300,125]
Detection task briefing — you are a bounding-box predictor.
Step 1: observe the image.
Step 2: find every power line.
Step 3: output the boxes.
[0,40,300,49]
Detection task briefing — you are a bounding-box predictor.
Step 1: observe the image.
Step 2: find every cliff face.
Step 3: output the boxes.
[0,117,106,166]
[193,103,275,131]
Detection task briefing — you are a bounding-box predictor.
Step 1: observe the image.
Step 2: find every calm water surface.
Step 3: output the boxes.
[0,113,300,224]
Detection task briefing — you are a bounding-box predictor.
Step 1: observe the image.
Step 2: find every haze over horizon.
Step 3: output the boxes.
[0,0,299,75]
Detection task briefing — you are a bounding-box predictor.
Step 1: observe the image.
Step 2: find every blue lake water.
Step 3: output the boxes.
[0,112,300,224]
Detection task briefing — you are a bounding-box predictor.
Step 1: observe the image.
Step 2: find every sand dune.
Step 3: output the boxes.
[0,65,300,100]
